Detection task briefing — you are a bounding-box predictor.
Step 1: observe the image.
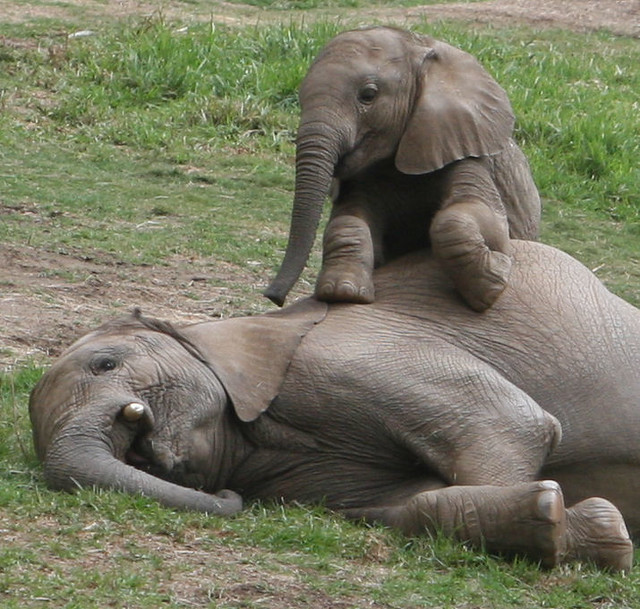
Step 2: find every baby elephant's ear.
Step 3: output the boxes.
[396,38,514,175]
[186,299,328,423]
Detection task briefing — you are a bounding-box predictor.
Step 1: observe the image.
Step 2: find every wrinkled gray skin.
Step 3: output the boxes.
[265,26,540,311]
[31,242,639,571]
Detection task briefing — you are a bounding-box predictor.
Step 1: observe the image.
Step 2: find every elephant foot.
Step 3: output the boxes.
[384,481,567,569]
[564,498,633,572]
[317,214,375,304]
[315,268,375,304]
[452,249,512,312]
[483,480,567,568]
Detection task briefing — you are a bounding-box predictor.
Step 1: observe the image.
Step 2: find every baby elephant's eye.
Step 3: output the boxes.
[358,83,379,104]
[91,356,119,375]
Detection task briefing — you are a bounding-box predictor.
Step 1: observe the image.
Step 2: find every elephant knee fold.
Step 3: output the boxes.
[431,203,510,259]
[430,210,485,264]
[430,203,513,310]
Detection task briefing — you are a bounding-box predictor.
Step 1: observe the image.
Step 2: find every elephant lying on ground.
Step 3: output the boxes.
[265,26,541,311]
[30,241,639,571]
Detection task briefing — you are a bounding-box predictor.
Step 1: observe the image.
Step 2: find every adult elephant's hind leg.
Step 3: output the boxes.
[351,481,567,567]
[406,481,568,567]
[348,482,633,571]
[564,498,633,572]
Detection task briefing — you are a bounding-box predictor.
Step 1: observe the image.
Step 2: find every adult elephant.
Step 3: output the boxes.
[265,26,540,311]
[30,242,638,571]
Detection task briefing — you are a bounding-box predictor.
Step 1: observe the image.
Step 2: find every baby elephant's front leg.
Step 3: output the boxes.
[430,200,512,312]
[315,214,375,303]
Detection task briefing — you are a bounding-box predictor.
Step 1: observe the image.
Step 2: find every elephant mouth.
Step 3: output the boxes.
[123,430,206,491]
[125,444,152,468]
[120,418,165,476]
[117,402,174,477]
[124,438,173,482]
[334,135,387,181]
[124,434,160,478]
[116,402,208,491]
[118,404,156,470]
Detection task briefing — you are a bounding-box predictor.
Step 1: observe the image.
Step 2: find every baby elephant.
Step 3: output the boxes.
[265,26,540,311]
[30,241,639,572]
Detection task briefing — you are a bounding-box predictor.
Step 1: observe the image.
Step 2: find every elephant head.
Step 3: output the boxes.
[29,303,326,512]
[264,26,514,306]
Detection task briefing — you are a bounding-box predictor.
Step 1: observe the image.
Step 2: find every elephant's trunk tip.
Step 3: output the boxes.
[264,255,311,307]
[263,282,287,307]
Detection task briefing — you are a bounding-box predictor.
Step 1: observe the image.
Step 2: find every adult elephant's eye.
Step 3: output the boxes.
[358,83,379,104]
[91,356,119,375]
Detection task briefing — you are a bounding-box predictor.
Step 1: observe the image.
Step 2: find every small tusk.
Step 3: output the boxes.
[122,402,146,422]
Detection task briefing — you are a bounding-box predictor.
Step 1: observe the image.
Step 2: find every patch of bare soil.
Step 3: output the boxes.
[0,243,267,370]
[397,0,640,38]
[0,0,254,26]
[1,0,638,36]
[1,0,638,370]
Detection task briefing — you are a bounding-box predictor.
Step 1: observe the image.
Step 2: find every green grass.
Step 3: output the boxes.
[0,137,294,266]
[47,21,329,145]
[2,17,639,265]
[2,4,640,607]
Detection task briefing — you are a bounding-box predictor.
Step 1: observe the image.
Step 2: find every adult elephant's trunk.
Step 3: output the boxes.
[41,415,242,515]
[264,125,341,306]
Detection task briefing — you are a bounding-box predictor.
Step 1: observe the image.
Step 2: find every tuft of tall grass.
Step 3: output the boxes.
[506,34,640,223]
[50,20,341,149]
[0,365,41,467]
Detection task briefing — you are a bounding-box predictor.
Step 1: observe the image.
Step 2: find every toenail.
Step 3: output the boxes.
[538,480,560,491]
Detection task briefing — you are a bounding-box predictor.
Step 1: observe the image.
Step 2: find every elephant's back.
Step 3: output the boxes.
[370,241,638,330]
[339,241,640,452]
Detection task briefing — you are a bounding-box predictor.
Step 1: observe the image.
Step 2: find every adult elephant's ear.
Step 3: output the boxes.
[183,299,327,422]
[396,38,514,175]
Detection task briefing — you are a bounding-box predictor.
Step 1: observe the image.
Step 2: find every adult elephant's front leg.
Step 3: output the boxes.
[315,212,376,304]
[346,482,633,571]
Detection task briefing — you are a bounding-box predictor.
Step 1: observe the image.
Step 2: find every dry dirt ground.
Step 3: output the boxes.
[1,0,639,370]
